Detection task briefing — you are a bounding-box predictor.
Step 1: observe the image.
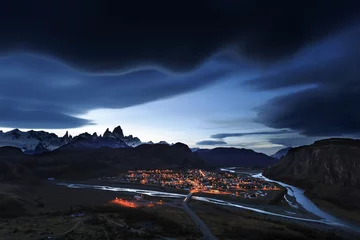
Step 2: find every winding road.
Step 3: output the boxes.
[182,192,217,240]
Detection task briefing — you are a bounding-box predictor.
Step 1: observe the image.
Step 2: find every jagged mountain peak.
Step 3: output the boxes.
[103,128,111,137]
[112,126,124,138]
[63,131,69,138]
[8,128,21,133]
[0,126,168,154]
[77,132,92,139]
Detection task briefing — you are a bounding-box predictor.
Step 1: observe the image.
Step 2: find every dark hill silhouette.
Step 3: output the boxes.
[0,146,35,182]
[195,147,276,167]
[0,146,25,158]
[28,142,206,179]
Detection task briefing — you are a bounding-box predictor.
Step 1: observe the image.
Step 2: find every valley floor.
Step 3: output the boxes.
[309,196,360,226]
[1,181,360,240]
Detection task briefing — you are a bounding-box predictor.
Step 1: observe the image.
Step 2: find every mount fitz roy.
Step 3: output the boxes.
[0,126,166,154]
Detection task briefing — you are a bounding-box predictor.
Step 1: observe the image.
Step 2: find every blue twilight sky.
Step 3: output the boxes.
[1,1,360,155]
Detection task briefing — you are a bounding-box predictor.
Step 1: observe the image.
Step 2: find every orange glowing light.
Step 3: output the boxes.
[200,189,232,195]
[111,199,137,208]
[190,189,199,193]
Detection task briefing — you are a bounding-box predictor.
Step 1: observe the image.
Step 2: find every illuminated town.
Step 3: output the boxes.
[117,169,281,199]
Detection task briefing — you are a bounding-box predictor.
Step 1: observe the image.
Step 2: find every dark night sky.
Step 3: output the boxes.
[0,0,360,154]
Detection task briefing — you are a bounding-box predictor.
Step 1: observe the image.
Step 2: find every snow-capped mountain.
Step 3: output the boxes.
[0,129,72,154]
[190,147,201,152]
[0,125,156,154]
[101,126,142,147]
[57,132,129,151]
[271,147,292,159]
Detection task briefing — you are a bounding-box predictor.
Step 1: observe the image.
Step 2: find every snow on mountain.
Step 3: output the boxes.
[0,129,72,154]
[271,147,292,159]
[190,147,201,152]
[57,132,129,151]
[0,125,168,153]
[101,126,142,147]
[144,140,170,145]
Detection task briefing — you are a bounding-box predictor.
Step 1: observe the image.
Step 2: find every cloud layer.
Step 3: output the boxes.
[211,130,292,139]
[1,1,360,137]
[1,1,359,71]
[0,54,232,128]
[247,25,360,137]
[196,140,227,146]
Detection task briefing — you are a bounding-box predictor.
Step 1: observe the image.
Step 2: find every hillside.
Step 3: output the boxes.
[0,142,207,180]
[195,147,276,167]
[0,146,24,158]
[28,142,206,179]
[0,147,35,182]
[263,138,360,222]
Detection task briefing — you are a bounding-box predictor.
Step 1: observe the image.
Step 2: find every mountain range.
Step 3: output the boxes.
[0,126,152,154]
[0,127,280,180]
[0,129,72,154]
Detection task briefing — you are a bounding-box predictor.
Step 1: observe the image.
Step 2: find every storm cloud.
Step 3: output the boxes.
[248,25,360,137]
[0,54,232,128]
[255,85,360,136]
[211,130,292,139]
[1,1,360,134]
[196,140,227,146]
[0,1,359,71]
[0,104,93,129]
[269,136,321,148]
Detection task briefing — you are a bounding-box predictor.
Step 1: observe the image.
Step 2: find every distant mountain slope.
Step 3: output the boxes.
[195,147,276,167]
[263,138,360,218]
[271,147,292,159]
[0,142,207,180]
[30,142,207,179]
